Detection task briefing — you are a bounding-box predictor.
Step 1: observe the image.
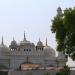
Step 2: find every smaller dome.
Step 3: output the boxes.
[37,39,43,46]
[11,39,17,46]
[11,39,17,45]
[44,45,55,57]
[44,39,55,57]
[10,38,18,49]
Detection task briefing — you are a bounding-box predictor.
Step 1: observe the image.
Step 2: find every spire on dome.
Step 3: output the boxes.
[39,38,40,41]
[24,31,26,41]
[46,38,48,46]
[13,37,15,41]
[1,36,4,45]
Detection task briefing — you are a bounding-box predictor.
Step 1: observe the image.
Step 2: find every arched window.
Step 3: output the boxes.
[26,49,28,51]
[24,49,25,51]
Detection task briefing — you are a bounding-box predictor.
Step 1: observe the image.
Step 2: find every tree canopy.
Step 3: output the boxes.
[56,65,70,75]
[51,7,75,60]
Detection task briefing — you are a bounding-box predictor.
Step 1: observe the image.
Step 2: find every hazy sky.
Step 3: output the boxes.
[0,0,75,66]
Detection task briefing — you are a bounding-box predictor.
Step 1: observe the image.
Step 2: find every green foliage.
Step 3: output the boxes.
[56,65,70,75]
[51,7,75,60]
[0,64,8,69]
[44,72,49,75]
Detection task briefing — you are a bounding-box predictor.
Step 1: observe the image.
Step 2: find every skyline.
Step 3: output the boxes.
[0,0,75,49]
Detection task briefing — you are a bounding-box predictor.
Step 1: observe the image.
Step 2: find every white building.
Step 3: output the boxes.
[0,7,67,70]
[0,32,67,70]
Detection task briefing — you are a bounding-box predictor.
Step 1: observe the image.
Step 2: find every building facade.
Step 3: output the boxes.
[0,32,67,70]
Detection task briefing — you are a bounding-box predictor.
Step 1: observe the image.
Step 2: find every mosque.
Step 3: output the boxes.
[0,7,67,70]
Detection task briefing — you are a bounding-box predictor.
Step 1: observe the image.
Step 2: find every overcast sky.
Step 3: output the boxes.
[0,0,75,66]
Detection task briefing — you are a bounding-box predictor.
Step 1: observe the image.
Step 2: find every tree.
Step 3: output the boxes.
[0,64,8,69]
[51,7,75,60]
[44,72,49,75]
[56,65,70,75]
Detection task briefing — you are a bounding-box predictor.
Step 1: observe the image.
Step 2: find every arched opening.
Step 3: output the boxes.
[19,62,42,70]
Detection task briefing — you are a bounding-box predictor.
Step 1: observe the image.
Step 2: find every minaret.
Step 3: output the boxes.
[39,38,40,42]
[57,7,62,17]
[24,31,26,41]
[46,38,48,46]
[1,36,4,45]
[13,37,15,41]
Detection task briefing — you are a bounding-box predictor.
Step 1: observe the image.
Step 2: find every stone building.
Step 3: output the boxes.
[0,32,67,70]
[0,7,67,70]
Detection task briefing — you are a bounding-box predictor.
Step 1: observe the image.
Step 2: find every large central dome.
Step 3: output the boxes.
[20,40,31,45]
[20,32,34,46]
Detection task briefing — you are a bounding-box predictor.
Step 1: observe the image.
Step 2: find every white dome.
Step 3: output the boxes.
[44,45,55,57]
[20,40,32,45]
[0,37,10,54]
[0,44,10,54]
[37,39,43,46]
